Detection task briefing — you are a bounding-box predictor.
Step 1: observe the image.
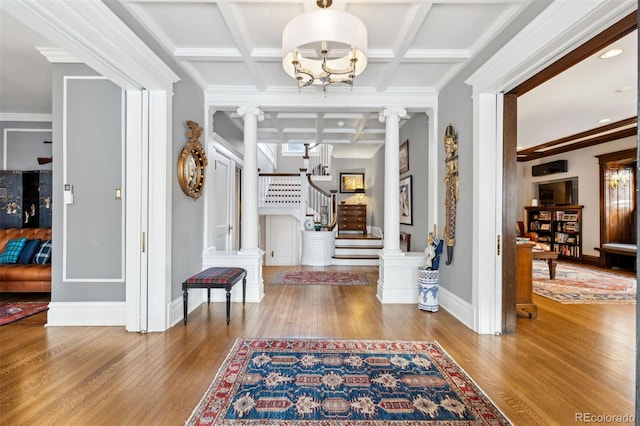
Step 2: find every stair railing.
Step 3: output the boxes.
[258,172,303,209]
[258,166,336,229]
[307,173,337,230]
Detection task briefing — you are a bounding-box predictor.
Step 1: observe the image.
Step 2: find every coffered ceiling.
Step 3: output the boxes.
[0,1,637,159]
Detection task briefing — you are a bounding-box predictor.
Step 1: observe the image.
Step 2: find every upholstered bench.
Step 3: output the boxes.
[182,267,247,325]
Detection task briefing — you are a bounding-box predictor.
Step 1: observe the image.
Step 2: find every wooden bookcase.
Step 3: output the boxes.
[525,205,583,261]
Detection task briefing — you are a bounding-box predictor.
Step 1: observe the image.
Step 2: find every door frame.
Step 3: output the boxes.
[466,1,636,334]
[203,132,244,251]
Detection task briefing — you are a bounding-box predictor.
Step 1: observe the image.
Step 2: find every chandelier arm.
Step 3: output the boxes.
[293,63,315,88]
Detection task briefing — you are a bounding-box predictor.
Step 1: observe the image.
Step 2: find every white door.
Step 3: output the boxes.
[213,154,232,251]
[265,215,299,265]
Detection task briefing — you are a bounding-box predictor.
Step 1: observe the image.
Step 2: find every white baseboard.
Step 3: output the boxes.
[47,301,126,326]
[168,289,207,327]
[438,286,473,329]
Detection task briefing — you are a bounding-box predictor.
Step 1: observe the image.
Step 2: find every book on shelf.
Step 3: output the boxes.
[540,223,551,231]
[562,213,578,221]
[538,211,551,220]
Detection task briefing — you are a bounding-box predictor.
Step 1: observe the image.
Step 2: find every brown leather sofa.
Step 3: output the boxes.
[0,228,51,292]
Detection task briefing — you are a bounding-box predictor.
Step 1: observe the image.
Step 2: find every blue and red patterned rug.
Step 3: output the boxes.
[271,271,371,286]
[186,338,510,425]
[0,302,48,326]
[533,261,636,304]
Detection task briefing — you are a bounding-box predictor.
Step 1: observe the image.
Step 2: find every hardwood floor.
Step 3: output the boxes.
[0,265,635,425]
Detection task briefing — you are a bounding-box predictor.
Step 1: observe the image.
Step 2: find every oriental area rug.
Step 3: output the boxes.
[0,302,48,326]
[271,271,371,286]
[532,261,636,304]
[186,338,511,425]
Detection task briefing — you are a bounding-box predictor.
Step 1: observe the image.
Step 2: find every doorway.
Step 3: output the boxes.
[502,12,637,332]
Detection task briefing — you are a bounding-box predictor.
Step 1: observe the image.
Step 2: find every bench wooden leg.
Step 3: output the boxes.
[242,277,246,306]
[207,288,211,305]
[225,287,231,325]
[183,288,188,325]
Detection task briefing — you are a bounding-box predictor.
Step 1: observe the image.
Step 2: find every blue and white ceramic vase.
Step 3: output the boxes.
[417,268,439,312]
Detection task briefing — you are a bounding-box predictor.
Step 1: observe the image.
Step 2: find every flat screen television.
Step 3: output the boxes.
[537,179,577,206]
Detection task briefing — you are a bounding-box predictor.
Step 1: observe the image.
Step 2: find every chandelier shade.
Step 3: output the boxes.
[282,8,368,92]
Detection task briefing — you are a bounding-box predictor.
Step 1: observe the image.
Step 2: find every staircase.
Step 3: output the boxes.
[332,234,383,266]
[259,170,384,266]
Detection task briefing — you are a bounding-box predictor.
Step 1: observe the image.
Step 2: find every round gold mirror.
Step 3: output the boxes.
[178,121,208,200]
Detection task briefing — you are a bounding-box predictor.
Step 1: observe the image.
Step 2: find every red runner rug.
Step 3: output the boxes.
[0,302,48,326]
[186,338,511,425]
[533,261,636,304]
[271,271,371,286]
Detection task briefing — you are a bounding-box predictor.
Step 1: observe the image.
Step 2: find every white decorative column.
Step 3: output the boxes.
[379,106,407,255]
[377,107,425,304]
[237,105,263,253]
[199,106,265,313]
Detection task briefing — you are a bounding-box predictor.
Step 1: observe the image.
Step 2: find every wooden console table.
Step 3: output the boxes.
[516,242,537,319]
[532,250,559,279]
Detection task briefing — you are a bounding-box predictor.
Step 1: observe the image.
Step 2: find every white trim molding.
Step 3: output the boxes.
[47,302,126,326]
[2,0,180,91]
[2,127,52,170]
[0,113,52,122]
[61,76,126,283]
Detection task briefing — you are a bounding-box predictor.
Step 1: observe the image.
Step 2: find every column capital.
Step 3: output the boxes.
[237,105,264,122]
[378,107,408,123]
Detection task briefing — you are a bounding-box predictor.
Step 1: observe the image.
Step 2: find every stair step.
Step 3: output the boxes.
[336,234,382,240]
[336,245,383,250]
[332,254,379,260]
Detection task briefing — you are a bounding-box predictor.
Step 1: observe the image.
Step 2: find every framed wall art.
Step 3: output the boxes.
[340,173,365,193]
[400,175,413,225]
[399,140,409,174]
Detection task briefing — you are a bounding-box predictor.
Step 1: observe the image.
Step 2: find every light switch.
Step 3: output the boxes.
[115,187,122,200]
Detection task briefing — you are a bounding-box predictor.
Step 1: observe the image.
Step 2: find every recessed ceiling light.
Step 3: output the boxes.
[599,48,623,59]
[598,118,612,124]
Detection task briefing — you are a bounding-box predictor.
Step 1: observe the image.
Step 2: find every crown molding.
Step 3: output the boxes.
[2,0,180,91]
[0,113,53,122]
[36,47,81,63]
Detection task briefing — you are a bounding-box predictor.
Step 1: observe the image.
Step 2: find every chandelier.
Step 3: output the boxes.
[282,0,368,94]
[607,167,631,190]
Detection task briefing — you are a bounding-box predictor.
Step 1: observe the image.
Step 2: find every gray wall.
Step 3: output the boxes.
[51,64,125,302]
[399,114,429,252]
[437,1,552,302]
[170,79,206,301]
[213,111,244,155]
[1,121,52,171]
[369,147,385,230]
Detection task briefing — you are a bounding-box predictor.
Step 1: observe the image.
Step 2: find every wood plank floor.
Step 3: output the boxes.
[0,265,635,425]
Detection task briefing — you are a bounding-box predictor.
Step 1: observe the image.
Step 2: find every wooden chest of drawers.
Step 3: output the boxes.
[337,204,366,235]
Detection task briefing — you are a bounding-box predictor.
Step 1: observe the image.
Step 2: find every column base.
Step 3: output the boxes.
[202,249,264,303]
[377,252,425,303]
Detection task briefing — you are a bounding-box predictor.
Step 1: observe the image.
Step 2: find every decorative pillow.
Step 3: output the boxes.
[17,238,41,264]
[33,239,52,265]
[0,237,27,264]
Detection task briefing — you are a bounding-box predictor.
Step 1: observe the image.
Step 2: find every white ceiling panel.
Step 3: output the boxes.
[1,1,636,160]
